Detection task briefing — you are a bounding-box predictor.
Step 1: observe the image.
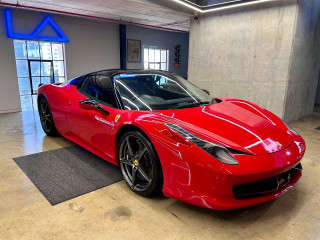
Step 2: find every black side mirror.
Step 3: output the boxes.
[79,99,109,115]
[202,89,210,95]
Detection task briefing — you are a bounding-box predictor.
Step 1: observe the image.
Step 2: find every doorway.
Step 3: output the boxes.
[28,60,54,109]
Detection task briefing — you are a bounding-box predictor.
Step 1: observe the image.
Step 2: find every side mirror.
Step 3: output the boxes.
[79,99,109,115]
[202,89,210,95]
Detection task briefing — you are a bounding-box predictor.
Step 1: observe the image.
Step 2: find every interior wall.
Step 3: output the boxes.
[283,0,320,120]
[315,73,320,104]
[0,8,21,113]
[188,1,297,118]
[126,25,189,78]
[0,7,120,114]
[62,17,120,79]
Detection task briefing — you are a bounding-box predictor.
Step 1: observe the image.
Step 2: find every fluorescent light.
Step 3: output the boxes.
[172,0,277,13]
[203,0,276,13]
[172,0,202,12]
[205,0,247,8]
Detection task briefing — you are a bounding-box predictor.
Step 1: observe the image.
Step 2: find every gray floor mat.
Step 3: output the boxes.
[13,145,123,205]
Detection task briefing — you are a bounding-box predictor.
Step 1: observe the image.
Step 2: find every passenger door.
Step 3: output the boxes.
[67,74,118,161]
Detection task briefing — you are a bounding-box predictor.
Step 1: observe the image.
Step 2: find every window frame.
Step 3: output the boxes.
[13,40,67,111]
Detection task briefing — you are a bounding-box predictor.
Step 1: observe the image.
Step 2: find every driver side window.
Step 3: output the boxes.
[79,74,117,107]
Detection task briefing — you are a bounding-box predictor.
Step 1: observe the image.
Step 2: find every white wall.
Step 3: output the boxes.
[0,8,21,113]
[0,7,120,113]
[62,16,120,79]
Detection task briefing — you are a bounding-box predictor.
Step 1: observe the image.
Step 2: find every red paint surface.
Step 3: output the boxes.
[38,83,305,210]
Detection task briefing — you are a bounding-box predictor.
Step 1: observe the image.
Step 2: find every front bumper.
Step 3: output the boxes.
[156,134,305,210]
[232,163,302,200]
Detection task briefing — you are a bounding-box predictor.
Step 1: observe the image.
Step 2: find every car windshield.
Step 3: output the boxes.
[114,73,214,111]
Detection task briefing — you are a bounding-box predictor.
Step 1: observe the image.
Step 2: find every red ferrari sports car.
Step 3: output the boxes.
[37,70,305,210]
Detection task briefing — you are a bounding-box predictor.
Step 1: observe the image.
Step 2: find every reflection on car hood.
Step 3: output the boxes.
[156,100,293,155]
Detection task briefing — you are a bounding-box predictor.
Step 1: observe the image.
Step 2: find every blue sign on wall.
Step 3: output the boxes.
[5,9,69,42]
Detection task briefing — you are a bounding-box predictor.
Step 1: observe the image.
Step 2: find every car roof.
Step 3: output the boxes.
[69,69,179,86]
[90,69,177,78]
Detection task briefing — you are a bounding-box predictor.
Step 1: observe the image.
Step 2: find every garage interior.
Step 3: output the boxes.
[0,0,320,239]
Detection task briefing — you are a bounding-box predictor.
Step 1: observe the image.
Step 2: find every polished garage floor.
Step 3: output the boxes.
[0,111,319,240]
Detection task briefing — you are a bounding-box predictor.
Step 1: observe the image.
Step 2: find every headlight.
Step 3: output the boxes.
[165,123,239,165]
[284,122,298,135]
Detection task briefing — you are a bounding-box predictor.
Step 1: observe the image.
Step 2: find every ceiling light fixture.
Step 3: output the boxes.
[172,0,202,12]
[172,0,277,13]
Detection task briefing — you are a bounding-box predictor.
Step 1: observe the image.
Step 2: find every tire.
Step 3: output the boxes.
[38,97,59,137]
[118,130,163,197]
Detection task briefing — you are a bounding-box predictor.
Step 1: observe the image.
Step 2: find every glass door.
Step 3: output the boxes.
[28,60,54,110]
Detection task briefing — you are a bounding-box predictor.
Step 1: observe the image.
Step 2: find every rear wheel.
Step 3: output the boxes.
[38,97,59,136]
[118,131,163,197]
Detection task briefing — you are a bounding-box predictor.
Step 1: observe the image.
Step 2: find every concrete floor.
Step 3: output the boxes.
[0,111,319,240]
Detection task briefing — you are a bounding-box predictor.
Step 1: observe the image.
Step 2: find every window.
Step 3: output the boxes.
[79,75,116,107]
[143,48,169,71]
[13,40,66,111]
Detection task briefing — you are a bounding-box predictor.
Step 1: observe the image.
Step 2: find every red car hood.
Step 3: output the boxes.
[156,101,293,155]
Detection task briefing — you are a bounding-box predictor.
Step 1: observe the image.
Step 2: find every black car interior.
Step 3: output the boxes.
[79,74,117,107]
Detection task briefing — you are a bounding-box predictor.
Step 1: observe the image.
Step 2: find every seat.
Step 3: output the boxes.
[94,75,115,107]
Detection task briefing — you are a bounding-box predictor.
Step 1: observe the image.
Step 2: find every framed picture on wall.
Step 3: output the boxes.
[127,39,141,63]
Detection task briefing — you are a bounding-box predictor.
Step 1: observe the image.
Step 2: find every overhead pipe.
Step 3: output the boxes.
[0,2,189,33]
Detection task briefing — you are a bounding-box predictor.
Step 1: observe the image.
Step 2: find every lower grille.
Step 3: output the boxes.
[232,163,302,200]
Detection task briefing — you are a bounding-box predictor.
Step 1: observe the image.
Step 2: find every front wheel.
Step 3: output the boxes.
[118,131,163,197]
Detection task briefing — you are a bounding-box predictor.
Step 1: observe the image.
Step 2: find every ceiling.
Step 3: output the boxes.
[0,0,195,32]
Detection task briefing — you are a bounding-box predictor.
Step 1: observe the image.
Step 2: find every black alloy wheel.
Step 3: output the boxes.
[118,131,163,197]
[38,97,59,136]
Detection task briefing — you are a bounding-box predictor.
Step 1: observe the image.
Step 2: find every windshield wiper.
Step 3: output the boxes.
[174,101,212,109]
[175,102,201,109]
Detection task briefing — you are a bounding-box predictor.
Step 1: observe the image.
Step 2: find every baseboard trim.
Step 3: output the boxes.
[0,108,22,114]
